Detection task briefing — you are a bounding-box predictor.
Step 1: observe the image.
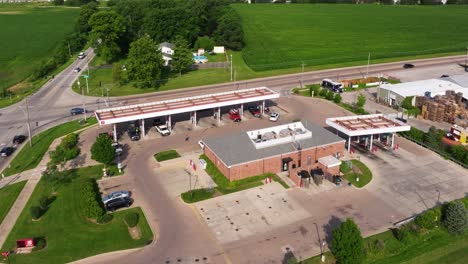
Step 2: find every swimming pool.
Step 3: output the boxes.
[193,55,207,60]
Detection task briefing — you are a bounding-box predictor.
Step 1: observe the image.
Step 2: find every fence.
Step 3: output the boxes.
[399,133,468,169]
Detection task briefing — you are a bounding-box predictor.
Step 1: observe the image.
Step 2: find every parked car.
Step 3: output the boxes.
[12,135,27,144]
[228,109,241,122]
[128,130,140,141]
[102,190,131,205]
[70,108,85,115]
[269,112,280,122]
[77,52,86,59]
[155,124,171,136]
[248,106,261,117]
[440,74,449,78]
[73,67,81,73]
[403,63,414,69]
[0,147,15,157]
[105,197,132,211]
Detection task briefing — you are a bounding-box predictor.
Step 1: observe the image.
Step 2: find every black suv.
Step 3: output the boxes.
[70,108,85,115]
[13,135,27,144]
[403,63,414,69]
[105,197,132,211]
[0,147,15,157]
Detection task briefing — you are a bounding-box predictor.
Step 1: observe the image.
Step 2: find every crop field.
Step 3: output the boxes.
[0,5,79,91]
[234,4,468,71]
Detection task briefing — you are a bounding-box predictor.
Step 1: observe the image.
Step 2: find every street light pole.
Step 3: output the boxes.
[230,54,233,81]
[78,81,87,121]
[465,45,468,66]
[301,61,306,88]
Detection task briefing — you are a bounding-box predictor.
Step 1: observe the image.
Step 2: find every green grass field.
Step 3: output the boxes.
[0,181,27,224]
[0,165,153,264]
[0,5,79,93]
[2,118,97,176]
[234,4,468,71]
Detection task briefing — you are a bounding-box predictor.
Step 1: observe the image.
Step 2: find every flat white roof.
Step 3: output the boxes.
[380,79,468,99]
[326,114,411,137]
[95,87,279,125]
[247,122,312,149]
[318,155,341,168]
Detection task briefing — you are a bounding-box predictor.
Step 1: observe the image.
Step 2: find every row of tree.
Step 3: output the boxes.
[288,0,468,4]
[79,0,244,87]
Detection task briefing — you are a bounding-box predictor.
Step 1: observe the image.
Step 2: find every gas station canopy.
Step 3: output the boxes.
[95,87,279,125]
[325,114,411,137]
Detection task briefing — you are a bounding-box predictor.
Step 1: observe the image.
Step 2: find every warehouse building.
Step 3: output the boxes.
[377,78,468,107]
[201,121,345,186]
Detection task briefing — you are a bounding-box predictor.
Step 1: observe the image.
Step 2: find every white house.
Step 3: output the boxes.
[158,42,175,66]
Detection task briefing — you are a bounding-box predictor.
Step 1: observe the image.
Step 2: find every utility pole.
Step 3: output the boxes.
[301,61,305,88]
[78,81,87,121]
[465,45,468,66]
[67,41,71,57]
[230,54,233,81]
[25,97,32,147]
[366,52,371,80]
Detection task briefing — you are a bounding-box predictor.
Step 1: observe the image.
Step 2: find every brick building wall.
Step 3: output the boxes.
[203,141,345,184]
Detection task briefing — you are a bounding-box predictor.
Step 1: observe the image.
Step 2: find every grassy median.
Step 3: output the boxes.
[2,118,97,176]
[342,159,373,188]
[0,181,27,225]
[154,149,181,162]
[0,165,153,264]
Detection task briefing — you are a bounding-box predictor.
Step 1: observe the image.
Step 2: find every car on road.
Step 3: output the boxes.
[0,147,15,157]
[102,190,131,205]
[269,112,280,122]
[403,63,414,69]
[73,67,81,73]
[248,106,261,117]
[12,135,27,144]
[155,124,171,136]
[77,52,86,59]
[440,74,449,78]
[105,197,132,211]
[70,107,85,115]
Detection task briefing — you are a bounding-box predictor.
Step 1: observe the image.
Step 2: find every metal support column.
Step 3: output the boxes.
[141,119,145,137]
[391,133,395,148]
[240,104,244,116]
[217,107,221,123]
[113,124,117,142]
[348,136,352,152]
[262,100,265,115]
[168,115,172,132]
[369,134,373,150]
[193,111,197,127]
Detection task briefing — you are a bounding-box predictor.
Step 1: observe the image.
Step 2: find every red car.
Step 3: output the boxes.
[229,109,241,122]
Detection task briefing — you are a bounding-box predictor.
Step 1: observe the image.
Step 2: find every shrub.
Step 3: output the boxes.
[443,201,468,235]
[340,161,352,173]
[97,213,114,224]
[325,90,335,100]
[331,218,365,264]
[333,93,342,103]
[392,226,412,242]
[38,196,49,210]
[30,206,42,220]
[79,178,105,220]
[312,84,321,96]
[319,88,328,97]
[181,188,214,203]
[33,237,47,251]
[125,212,139,227]
[50,133,80,164]
[415,208,441,230]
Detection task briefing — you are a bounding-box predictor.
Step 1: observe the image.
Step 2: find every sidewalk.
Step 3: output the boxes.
[0,131,100,249]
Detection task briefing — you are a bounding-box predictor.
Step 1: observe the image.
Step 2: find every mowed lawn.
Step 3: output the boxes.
[235,4,468,71]
[0,165,153,264]
[0,181,27,224]
[0,6,79,91]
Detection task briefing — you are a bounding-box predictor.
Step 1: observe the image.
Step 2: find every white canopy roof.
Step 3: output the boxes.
[326,114,411,137]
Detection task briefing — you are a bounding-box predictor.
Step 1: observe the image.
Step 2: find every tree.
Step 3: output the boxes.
[75,2,98,35]
[126,35,164,88]
[356,94,366,108]
[443,201,468,235]
[331,218,365,264]
[88,11,126,62]
[334,93,342,104]
[194,36,215,51]
[172,37,194,76]
[53,0,64,5]
[91,134,115,165]
[449,145,468,164]
[112,63,124,85]
[213,8,244,50]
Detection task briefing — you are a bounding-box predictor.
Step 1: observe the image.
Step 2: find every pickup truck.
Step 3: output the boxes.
[155,124,171,136]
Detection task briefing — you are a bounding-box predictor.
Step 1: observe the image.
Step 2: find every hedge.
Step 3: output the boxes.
[79,178,105,220]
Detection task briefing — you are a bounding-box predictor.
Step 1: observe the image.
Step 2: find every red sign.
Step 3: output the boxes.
[100,120,106,125]
[16,238,34,248]
[1,252,9,257]
[193,163,197,171]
